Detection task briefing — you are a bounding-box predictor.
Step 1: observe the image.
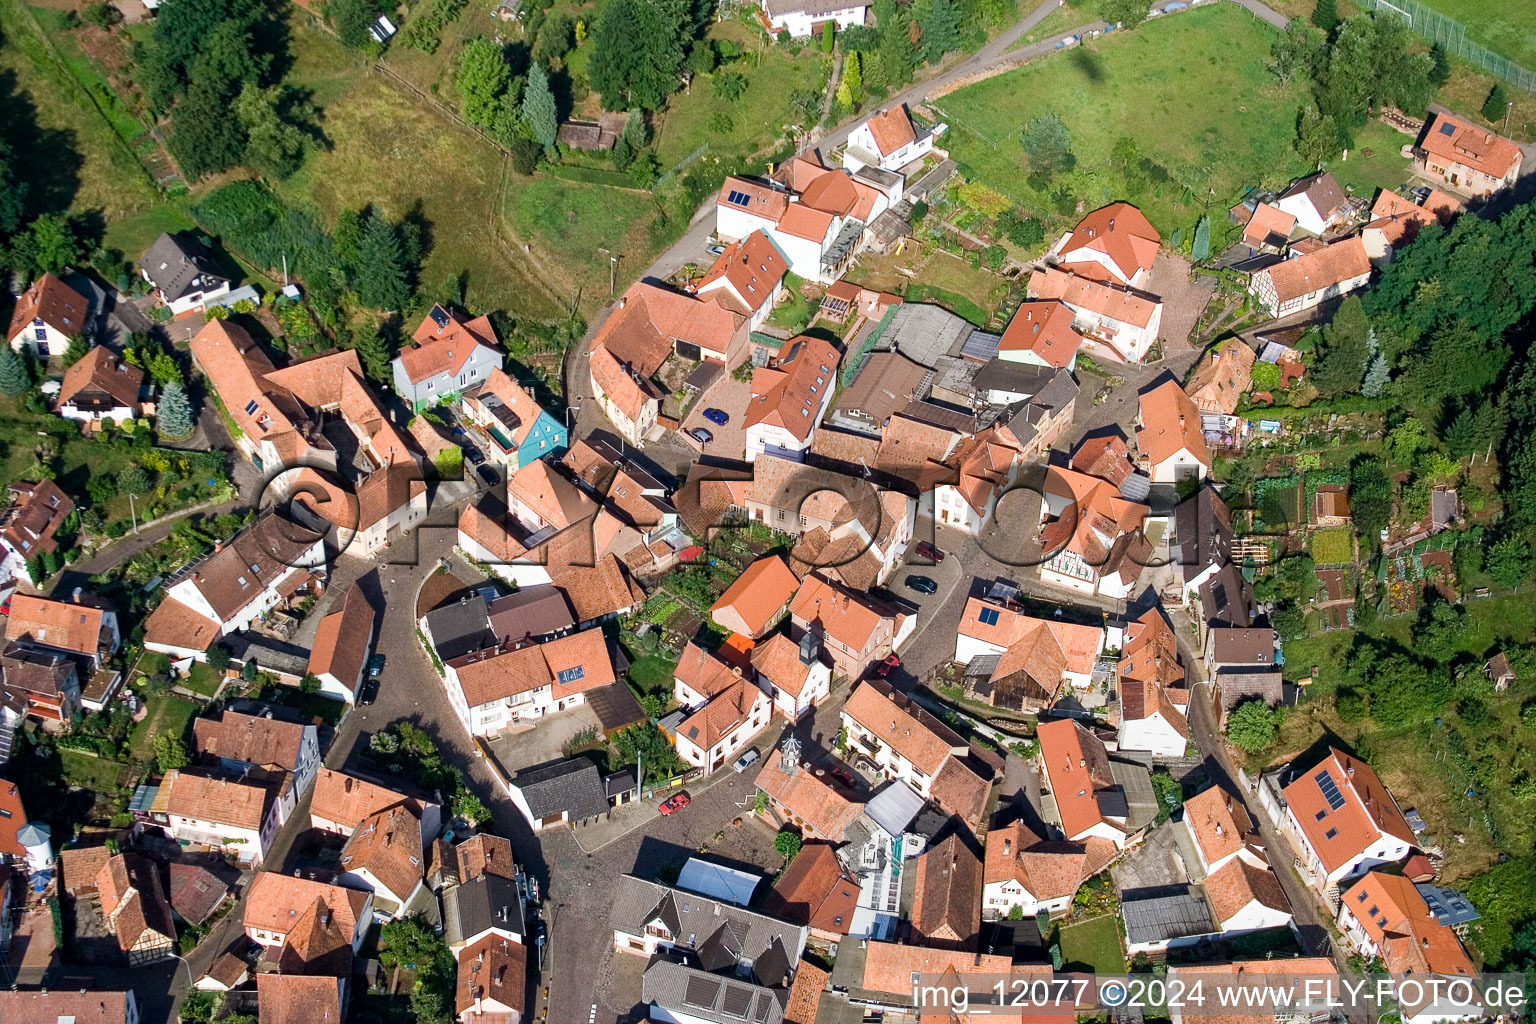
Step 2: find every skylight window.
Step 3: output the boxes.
[244,400,260,415]
[978,608,1000,626]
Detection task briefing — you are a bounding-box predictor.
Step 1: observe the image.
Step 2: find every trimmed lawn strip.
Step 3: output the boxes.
[129,695,199,760]
[58,749,136,792]
[1057,915,1126,973]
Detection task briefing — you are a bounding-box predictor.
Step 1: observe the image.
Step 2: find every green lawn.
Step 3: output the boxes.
[183,663,225,698]
[652,20,828,168]
[1411,0,1536,70]
[1323,119,1414,201]
[102,204,197,265]
[504,175,667,307]
[58,749,136,792]
[627,654,678,696]
[1057,915,1127,973]
[935,4,1311,237]
[272,689,348,727]
[129,695,199,760]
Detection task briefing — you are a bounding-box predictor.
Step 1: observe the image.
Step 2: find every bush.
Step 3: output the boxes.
[1226,700,1277,753]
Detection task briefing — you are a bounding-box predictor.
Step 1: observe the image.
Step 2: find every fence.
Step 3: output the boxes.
[1357,0,1536,95]
[655,143,712,189]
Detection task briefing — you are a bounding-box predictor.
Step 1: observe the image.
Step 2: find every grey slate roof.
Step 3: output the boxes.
[972,359,1060,398]
[879,303,973,367]
[486,585,576,642]
[642,959,785,1024]
[422,597,496,661]
[864,780,925,838]
[221,631,311,678]
[612,876,808,985]
[1199,564,1255,629]
[1122,887,1216,945]
[986,369,1079,447]
[1209,627,1276,669]
[442,872,525,946]
[509,757,610,821]
[1172,487,1233,585]
[141,233,229,302]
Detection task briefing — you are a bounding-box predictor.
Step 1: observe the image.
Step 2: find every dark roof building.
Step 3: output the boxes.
[443,871,526,948]
[486,585,577,641]
[612,876,808,986]
[506,757,610,831]
[140,233,230,305]
[1199,564,1256,631]
[1172,486,1233,586]
[420,597,497,661]
[642,959,785,1024]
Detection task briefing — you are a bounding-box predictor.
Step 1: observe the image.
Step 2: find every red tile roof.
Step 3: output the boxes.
[710,555,800,638]
[400,306,498,383]
[790,574,895,654]
[1137,379,1209,469]
[1242,203,1296,248]
[1258,238,1371,305]
[192,708,310,772]
[142,597,221,653]
[57,346,144,411]
[7,273,89,341]
[984,819,1117,901]
[862,942,1011,995]
[754,756,863,842]
[1036,718,1120,840]
[764,841,859,934]
[310,769,421,830]
[1419,112,1522,179]
[1059,203,1160,282]
[592,282,742,378]
[339,803,423,901]
[864,106,918,157]
[746,335,841,443]
[776,204,836,243]
[718,177,790,223]
[697,231,788,317]
[997,301,1082,368]
[307,584,374,694]
[1205,855,1290,924]
[910,832,982,949]
[1365,188,1461,246]
[1069,435,1134,487]
[447,628,615,708]
[257,974,343,1024]
[1281,748,1413,875]
[456,934,527,1016]
[5,593,110,657]
[244,871,369,939]
[1028,266,1158,329]
[1339,871,1474,979]
[841,677,965,777]
[784,959,828,1024]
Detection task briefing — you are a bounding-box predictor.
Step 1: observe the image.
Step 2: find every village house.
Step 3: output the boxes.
[442,627,616,738]
[455,933,527,1024]
[306,585,376,703]
[1181,783,1259,878]
[4,592,121,669]
[858,943,1012,1008]
[1167,961,1339,1024]
[1169,485,1232,604]
[843,105,934,174]
[1362,187,1461,262]
[256,975,345,1024]
[140,233,232,316]
[954,594,1103,711]
[931,428,1030,536]
[1274,171,1347,236]
[459,368,568,470]
[505,756,612,832]
[839,678,968,799]
[588,343,662,447]
[745,334,841,462]
[1185,338,1255,415]
[1052,203,1161,288]
[1,643,81,723]
[0,480,73,587]
[338,803,426,919]
[143,512,325,663]
[989,369,1080,457]
[1336,871,1479,1024]
[1277,747,1415,895]
[995,300,1083,371]
[1138,379,1211,483]
[1036,718,1146,849]
[1414,111,1523,197]
[1240,202,1296,252]
[1037,465,1151,597]
[1198,564,1259,659]
[983,818,1116,919]
[668,642,773,771]
[0,990,141,1024]
[710,555,801,639]
[153,767,288,864]
[56,346,148,423]
[309,768,442,841]
[243,871,372,957]
[695,230,790,330]
[827,350,930,435]
[790,573,908,680]
[96,853,176,966]
[1070,433,1136,488]
[392,305,504,410]
[752,632,832,720]
[7,273,93,358]
[909,831,983,951]
[1116,608,1189,757]
[192,706,321,819]
[759,0,869,37]
[643,961,783,1024]
[1028,264,1163,363]
[1248,237,1372,318]
[0,782,53,871]
[763,840,860,941]
[610,874,809,980]
[285,463,429,559]
[754,743,863,843]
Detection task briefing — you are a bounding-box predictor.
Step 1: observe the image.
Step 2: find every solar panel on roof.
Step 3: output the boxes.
[430,305,452,327]
[1439,122,1456,136]
[1315,769,1346,811]
[721,986,753,1018]
[557,666,585,685]
[979,608,1000,626]
[685,975,722,1009]
[726,189,752,207]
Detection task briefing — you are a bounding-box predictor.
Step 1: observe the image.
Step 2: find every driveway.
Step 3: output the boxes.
[1146,252,1217,360]
[486,705,604,775]
[1110,820,1190,896]
[679,374,752,459]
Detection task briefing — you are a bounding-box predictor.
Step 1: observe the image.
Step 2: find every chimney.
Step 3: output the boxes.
[1108,218,1116,231]
[1002,838,1011,855]
[72,587,82,603]
[619,297,627,309]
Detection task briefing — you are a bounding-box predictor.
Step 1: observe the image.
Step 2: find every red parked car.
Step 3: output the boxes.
[830,766,856,788]
[914,541,945,562]
[876,654,901,677]
[658,792,691,815]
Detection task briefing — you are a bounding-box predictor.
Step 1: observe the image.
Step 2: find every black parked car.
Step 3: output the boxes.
[905,574,938,595]
[463,445,486,466]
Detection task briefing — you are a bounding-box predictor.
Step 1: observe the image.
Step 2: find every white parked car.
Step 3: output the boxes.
[732,748,761,773]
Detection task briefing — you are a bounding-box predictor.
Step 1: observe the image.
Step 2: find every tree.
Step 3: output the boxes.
[1487,535,1535,588]
[1483,83,1509,123]
[1429,42,1450,85]
[919,0,961,63]
[774,830,802,861]
[588,0,689,111]
[1251,360,1282,392]
[458,38,511,127]
[1361,330,1390,397]
[1006,216,1044,248]
[1270,17,1324,85]
[329,0,381,48]
[1349,455,1392,543]
[1191,215,1211,261]
[153,732,190,773]
[381,914,453,976]
[510,138,540,175]
[522,63,559,148]
[841,50,863,105]
[62,336,90,368]
[1103,0,1150,28]
[1311,295,1370,397]
[300,673,321,694]
[1226,700,1277,753]
[0,346,30,397]
[712,70,747,101]
[1311,0,1337,32]
[534,14,576,64]
[1295,103,1340,167]
[12,214,85,276]
[352,327,392,382]
[354,210,411,310]
[821,20,835,53]
[879,7,918,84]
[157,379,195,438]
[235,83,310,179]
[1019,112,1074,178]
[1412,597,1470,663]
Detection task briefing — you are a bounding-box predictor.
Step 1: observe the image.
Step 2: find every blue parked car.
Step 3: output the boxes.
[702,408,729,426]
